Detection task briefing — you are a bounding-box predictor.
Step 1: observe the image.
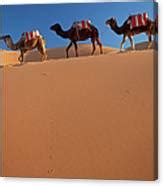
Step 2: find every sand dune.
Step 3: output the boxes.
[1,43,157,180]
[0,44,117,66]
[0,42,157,66]
[26,44,116,62]
[0,50,19,66]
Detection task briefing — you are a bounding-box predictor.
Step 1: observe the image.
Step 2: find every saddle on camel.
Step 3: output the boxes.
[128,12,149,30]
[72,20,92,39]
[21,30,41,42]
[73,20,92,30]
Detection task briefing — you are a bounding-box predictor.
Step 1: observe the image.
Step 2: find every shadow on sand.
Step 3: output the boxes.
[11,63,25,67]
[24,44,113,63]
[127,41,157,51]
[116,41,157,54]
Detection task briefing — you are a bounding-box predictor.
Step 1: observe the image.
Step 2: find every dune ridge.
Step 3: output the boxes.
[0,42,157,66]
[0,44,117,66]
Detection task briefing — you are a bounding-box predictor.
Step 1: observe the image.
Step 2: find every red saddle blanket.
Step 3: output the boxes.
[73,20,92,30]
[22,30,40,42]
[129,13,148,29]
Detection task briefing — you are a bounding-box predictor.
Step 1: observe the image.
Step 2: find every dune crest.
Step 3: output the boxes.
[0,44,116,66]
[0,42,157,66]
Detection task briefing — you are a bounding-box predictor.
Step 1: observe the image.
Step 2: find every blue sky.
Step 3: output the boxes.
[0,2,156,49]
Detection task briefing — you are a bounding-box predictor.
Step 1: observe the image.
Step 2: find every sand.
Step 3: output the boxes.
[0,44,157,180]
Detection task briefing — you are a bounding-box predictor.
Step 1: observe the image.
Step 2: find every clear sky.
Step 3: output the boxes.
[0,2,156,49]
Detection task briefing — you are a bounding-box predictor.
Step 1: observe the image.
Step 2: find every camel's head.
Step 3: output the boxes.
[105,18,116,27]
[0,35,10,40]
[50,24,61,32]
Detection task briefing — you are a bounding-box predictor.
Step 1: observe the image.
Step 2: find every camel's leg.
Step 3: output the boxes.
[38,44,47,61]
[73,41,79,57]
[91,38,96,55]
[42,51,48,61]
[18,50,25,63]
[128,35,135,50]
[66,42,73,58]
[37,37,47,61]
[96,37,103,54]
[148,34,152,49]
[120,35,127,51]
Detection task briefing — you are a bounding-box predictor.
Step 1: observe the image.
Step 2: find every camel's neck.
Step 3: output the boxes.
[110,22,124,35]
[55,27,70,39]
[3,36,21,50]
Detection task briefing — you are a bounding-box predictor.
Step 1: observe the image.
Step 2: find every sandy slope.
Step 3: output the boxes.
[0,44,116,66]
[1,44,157,180]
[0,50,20,66]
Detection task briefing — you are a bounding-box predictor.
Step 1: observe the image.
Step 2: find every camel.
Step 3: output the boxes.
[105,16,158,51]
[50,23,103,58]
[0,33,47,63]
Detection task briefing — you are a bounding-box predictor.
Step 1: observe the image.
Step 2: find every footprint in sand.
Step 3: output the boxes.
[120,90,131,103]
[41,72,48,76]
[48,168,54,174]
[49,154,53,160]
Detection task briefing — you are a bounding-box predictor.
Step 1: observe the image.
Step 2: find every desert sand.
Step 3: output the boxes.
[0,44,157,180]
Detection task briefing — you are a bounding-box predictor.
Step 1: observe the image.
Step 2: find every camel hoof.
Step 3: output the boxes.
[42,54,47,61]
[120,49,125,53]
[148,44,152,49]
[18,59,23,63]
[42,57,47,62]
